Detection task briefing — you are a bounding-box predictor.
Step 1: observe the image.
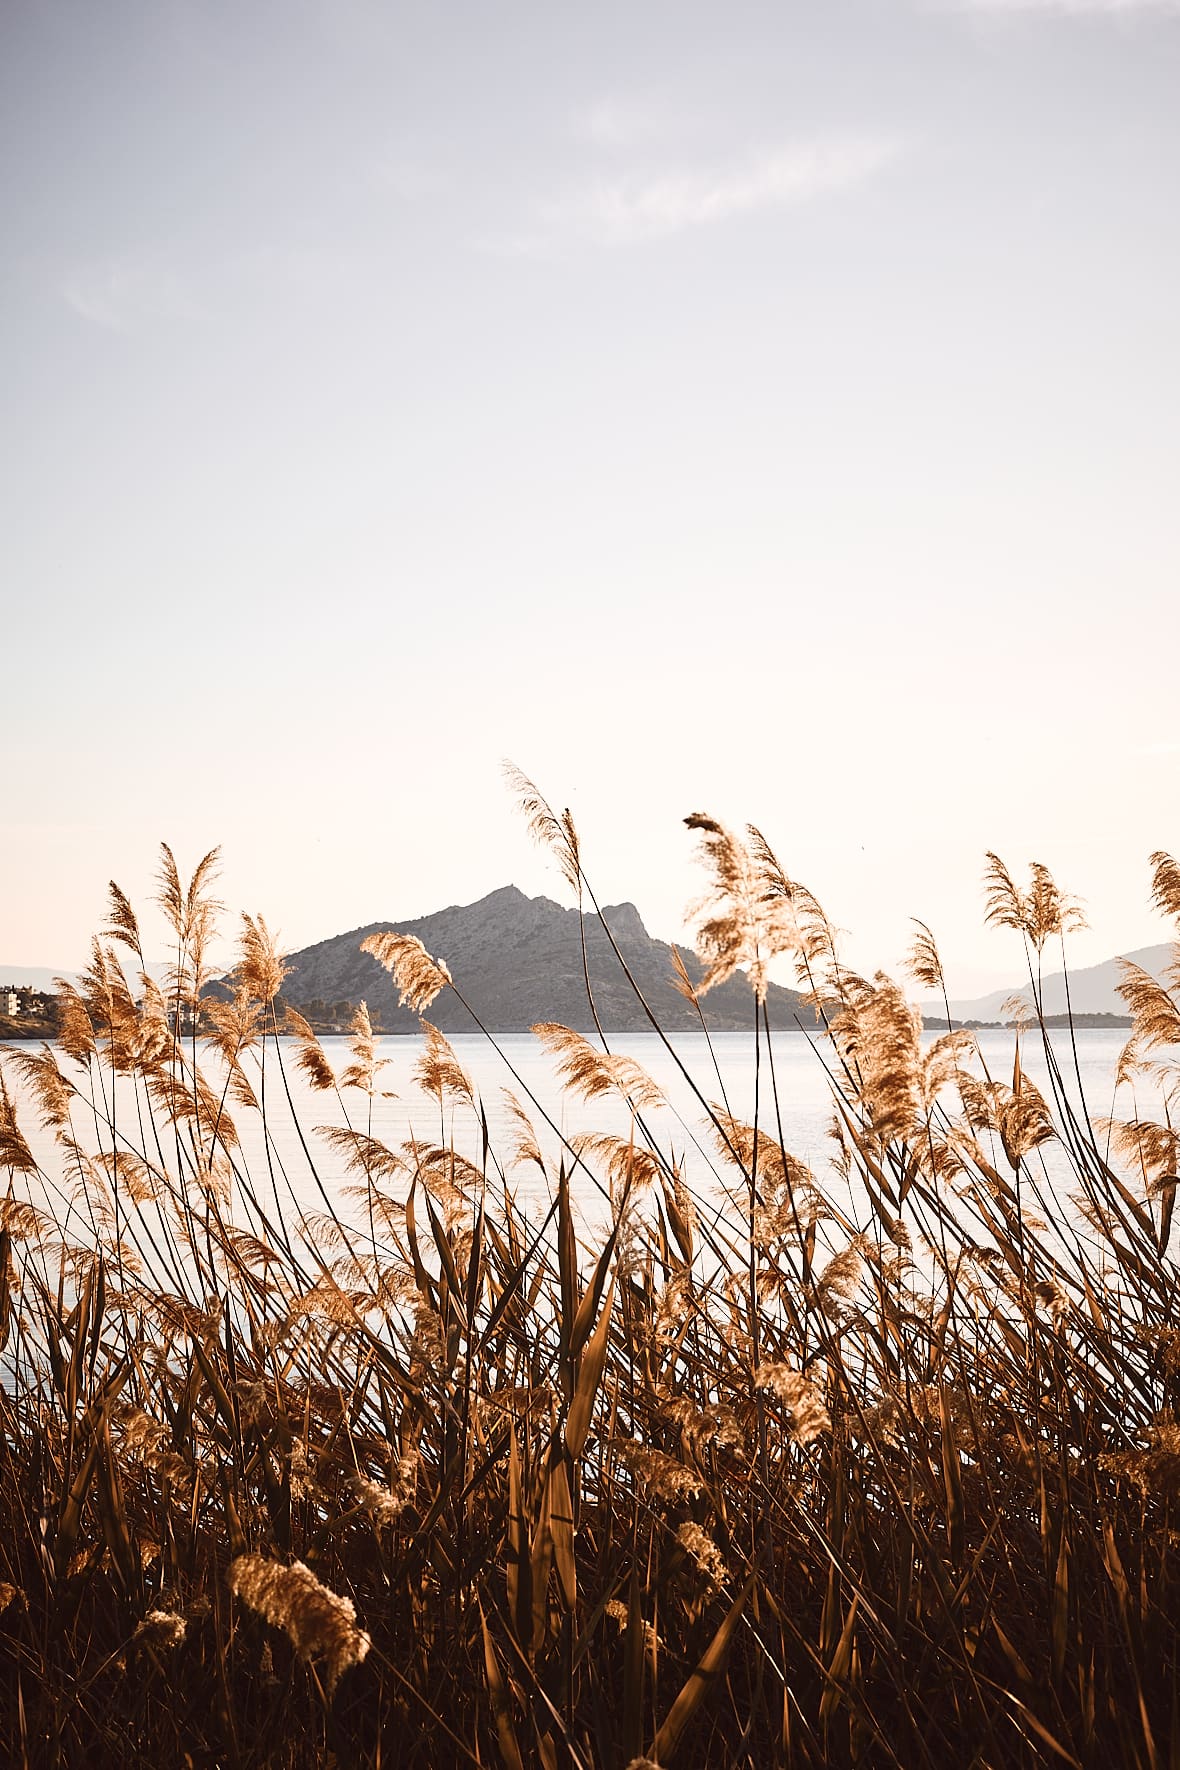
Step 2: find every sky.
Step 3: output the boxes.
[2,0,1179,996]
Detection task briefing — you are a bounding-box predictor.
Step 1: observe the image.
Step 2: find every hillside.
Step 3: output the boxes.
[934,942,1173,1024]
[278,885,817,1033]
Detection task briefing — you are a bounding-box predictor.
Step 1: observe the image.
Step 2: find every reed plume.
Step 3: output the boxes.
[684,813,801,1002]
[1149,849,1180,925]
[532,1021,664,1110]
[237,913,289,1005]
[0,1070,37,1174]
[360,930,452,1011]
[984,852,1085,952]
[229,1556,370,1693]
[415,1020,474,1107]
[503,760,581,892]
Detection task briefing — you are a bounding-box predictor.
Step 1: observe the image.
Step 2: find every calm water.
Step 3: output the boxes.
[306,1024,1131,1178]
[1,1025,1138,1237]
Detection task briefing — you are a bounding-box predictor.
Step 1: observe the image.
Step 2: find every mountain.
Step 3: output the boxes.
[277,885,817,1033]
[931,943,1174,1025]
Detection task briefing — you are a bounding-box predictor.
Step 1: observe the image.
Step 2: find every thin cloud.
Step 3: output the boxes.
[375,156,454,201]
[1132,740,1180,757]
[946,0,1180,14]
[573,94,669,150]
[525,135,903,250]
[60,257,200,332]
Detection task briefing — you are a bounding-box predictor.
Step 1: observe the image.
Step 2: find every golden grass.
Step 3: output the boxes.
[1,805,1179,1768]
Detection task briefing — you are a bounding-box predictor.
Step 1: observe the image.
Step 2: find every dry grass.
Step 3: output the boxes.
[2,803,1180,1768]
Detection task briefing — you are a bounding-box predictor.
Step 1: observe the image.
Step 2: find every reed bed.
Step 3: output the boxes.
[2,784,1180,1768]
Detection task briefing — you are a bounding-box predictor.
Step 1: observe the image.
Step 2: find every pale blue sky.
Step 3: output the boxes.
[2,0,1178,991]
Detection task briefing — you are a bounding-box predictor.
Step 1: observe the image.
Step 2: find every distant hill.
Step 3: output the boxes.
[277,885,818,1034]
[931,943,1174,1025]
[0,965,78,991]
[0,962,170,991]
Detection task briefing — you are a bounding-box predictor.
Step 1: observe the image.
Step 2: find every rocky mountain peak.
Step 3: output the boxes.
[277,885,812,1034]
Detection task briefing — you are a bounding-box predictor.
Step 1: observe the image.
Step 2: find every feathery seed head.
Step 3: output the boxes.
[1149,851,1180,926]
[238,914,289,1005]
[285,1007,338,1091]
[1102,1416,1180,1500]
[104,880,144,960]
[533,1023,664,1111]
[831,976,924,1144]
[1116,960,1180,1054]
[133,1610,186,1649]
[984,853,1085,953]
[229,1556,370,1694]
[755,1365,831,1444]
[361,931,452,1013]
[503,762,582,892]
[907,919,945,994]
[415,1020,474,1106]
[0,1070,37,1175]
[676,1521,726,1588]
[685,813,803,1002]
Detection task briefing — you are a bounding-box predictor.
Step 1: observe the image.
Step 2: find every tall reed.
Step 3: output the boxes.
[1,790,1178,1768]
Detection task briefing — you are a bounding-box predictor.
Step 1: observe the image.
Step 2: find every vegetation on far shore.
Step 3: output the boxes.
[0,989,59,1044]
[2,778,1180,1768]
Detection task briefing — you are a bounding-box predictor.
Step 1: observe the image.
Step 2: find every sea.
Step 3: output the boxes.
[0,1025,1143,1242]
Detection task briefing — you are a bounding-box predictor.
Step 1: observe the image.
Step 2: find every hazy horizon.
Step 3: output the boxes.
[3,0,1178,995]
